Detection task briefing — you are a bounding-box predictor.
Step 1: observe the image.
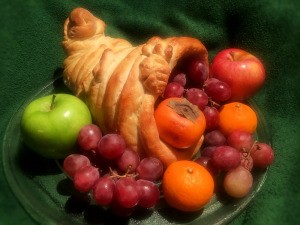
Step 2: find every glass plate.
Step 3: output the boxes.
[2,77,270,225]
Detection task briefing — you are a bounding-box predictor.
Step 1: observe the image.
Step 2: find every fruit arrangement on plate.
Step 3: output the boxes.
[20,7,274,218]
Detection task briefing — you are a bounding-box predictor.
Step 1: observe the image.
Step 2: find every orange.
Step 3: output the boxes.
[154,97,206,149]
[162,160,214,212]
[218,102,257,136]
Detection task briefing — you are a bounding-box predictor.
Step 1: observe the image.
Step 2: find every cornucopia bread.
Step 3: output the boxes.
[63,8,208,167]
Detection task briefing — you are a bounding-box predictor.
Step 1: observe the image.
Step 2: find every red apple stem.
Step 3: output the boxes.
[50,94,56,110]
[229,51,239,62]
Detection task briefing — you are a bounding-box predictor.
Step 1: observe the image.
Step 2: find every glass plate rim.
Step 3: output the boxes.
[2,77,270,225]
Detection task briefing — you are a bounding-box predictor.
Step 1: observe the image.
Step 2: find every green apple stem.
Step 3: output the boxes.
[50,94,56,110]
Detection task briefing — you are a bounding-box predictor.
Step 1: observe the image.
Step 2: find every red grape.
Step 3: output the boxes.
[63,154,91,178]
[93,176,115,206]
[80,150,104,168]
[77,124,102,151]
[185,88,208,110]
[227,130,254,153]
[111,202,135,217]
[251,143,274,169]
[187,59,208,85]
[204,77,219,86]
[137,179,160,208]
[97,133,126,160]
[211,146,241,171]
[163,82,184,98]
[194,156,219,176]
[204,130,227,147]
[73,165,100,192]
[137,157,164,181]
[172,72,187,87]
[114,177,140,208]
[195,156,210,167]
[203,106,220,131]
[117,148,140,173]
[223,166,253,198]
[201,146,217,158]
[204,78,231,102]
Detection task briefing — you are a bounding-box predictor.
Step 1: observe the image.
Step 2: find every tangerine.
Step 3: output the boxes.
[218,102,257,136]
[162,160,214,212]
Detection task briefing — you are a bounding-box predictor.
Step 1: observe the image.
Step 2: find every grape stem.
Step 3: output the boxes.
[208,98,220,108]
[109,167,138,179]
[241,148,252,171]
[250,140,259,153]
[242,140,258,158]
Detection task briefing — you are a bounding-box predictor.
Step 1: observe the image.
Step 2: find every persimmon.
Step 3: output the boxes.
[154,97,206,149]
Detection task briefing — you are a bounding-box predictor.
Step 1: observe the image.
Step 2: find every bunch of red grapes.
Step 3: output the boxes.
[63,124,164,216]
[196,130,274,198]
[63,58,274,216]
[164,58,274,198]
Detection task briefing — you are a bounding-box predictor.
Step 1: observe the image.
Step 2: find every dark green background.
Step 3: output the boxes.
[1,0,300,224]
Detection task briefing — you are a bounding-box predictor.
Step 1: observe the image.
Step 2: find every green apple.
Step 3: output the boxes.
[21,93,92,159]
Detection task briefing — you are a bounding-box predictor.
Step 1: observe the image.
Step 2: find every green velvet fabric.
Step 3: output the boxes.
[1,0,300,224]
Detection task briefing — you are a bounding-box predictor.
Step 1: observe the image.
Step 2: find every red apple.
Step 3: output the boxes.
[209,48,265,101]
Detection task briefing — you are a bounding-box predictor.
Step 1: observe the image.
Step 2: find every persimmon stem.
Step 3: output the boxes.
[168,98,200,122]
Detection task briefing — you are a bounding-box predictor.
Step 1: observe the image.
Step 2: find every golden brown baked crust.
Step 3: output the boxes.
[63,8,208,167]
